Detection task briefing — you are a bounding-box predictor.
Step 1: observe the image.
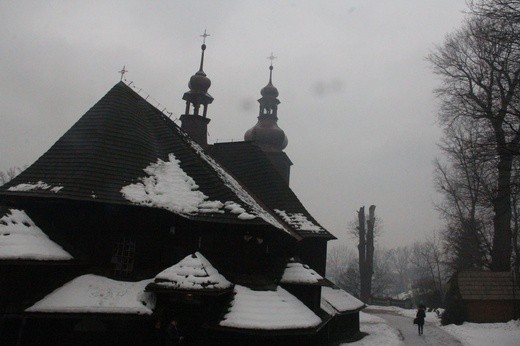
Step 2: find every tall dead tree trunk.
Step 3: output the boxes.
[366,205,376,300]
[357,205,376,303]
[357,207,367,301]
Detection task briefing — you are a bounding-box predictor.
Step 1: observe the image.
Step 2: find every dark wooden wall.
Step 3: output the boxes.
[466,300,520,323]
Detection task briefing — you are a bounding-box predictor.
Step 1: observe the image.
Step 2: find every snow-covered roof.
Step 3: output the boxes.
[274,209,324,233]
[121,154,227,215]
[0,208,73,261]
[185,138,287,230]
[8,181,63,193]
[320,286,365,314]
[26,274,155,315]
[280,258,323,285]
[219,285,321,330]
[121,152,276,225]
[152,252,232,291]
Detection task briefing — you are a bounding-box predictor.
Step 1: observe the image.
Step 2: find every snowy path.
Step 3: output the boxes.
[365,308,462,345]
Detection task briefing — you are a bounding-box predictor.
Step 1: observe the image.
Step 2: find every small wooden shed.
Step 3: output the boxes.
[456,271,520,323]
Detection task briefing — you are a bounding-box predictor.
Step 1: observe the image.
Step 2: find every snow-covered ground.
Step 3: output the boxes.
[347,305,520,346]
[442,320,520,346]
[342,312,403,346]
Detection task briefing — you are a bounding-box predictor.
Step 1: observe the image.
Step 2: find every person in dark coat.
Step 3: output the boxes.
[416,305,426,335]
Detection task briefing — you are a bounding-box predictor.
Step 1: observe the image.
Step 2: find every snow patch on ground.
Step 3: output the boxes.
[154,252,232,290]
[26,274,155,315]
[280,259,323,284]
[442,320,520,346]
[343,311,404,346]
[8,181,63,193]
[219,285,321,330]
[365,305,520,345]
[0,209,73,260]
[274,209,323,232]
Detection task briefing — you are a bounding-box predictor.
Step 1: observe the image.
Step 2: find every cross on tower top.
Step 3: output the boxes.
[118,65,127,81]
[200,29,210,44]
[267,52,277,66]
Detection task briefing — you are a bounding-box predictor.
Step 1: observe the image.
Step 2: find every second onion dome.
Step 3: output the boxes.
[244,64,288,152]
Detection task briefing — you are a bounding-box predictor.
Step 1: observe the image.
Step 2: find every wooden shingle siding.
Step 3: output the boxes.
[458,271,519,300]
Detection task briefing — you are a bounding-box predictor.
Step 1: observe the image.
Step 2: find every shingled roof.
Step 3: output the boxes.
[457,271,520,300]
[210,142,334,239]
[0,82,296,236]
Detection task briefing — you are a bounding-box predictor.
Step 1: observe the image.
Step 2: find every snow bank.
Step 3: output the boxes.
[442,320,520,346]
[280,259,323,284]
[321,286,365,313]
[26,274,155,315]
[8,181,63,193]
[154,252,232,290]
[0,209,73,260]
[274,209,323,233]
[219,285,321,330]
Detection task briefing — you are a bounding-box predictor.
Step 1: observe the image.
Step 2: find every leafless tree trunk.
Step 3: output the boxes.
[357,205,376,303]
[366,205,375,299]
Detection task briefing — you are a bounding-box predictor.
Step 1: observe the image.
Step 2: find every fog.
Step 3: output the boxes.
[0,0,468,248]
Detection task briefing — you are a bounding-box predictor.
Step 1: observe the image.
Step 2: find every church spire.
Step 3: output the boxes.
[244,55,291,183]
[180,30,214,148]
[258,53,281,118]
[244,54,288,152]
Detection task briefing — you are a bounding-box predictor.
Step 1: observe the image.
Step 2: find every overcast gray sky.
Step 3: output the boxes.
[0,0,468,248]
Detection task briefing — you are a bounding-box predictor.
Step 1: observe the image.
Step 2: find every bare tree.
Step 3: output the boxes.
[411,234,447,305]
[326,245,355,284]
[0,167,23,186]
[334,246,393,299]
[434,121,494,271]
[355,205,376,302]
[428,7,520,270]
[387,246,412,293]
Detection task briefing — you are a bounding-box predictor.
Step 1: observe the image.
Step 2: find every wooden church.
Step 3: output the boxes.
[0,39,364,345]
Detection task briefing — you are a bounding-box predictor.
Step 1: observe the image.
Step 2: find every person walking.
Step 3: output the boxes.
[416,305,426,335]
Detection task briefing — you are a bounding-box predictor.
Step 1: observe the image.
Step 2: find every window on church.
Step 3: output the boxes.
[110,237,136,278]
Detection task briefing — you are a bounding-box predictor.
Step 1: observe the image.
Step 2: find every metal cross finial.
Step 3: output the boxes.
[267,52,277,66]
[200,29,210,44]
[118,65,128,81]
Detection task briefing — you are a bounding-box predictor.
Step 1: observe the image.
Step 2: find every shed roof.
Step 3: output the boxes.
[219,285,321,330]
[320,286,365,314]
[26,274,155,315]
[280,258,324,285]
[457,271,520,301]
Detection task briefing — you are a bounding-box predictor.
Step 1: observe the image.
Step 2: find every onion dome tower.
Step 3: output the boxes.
[180,30,214,148]
[245,54,292,183]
